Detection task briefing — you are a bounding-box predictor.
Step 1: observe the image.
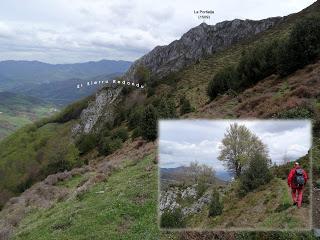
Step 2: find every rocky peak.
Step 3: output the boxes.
[124,16,283,82]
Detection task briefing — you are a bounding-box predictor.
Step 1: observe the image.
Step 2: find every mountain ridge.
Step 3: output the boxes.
[0,59,132,90]
[124,17,283,82]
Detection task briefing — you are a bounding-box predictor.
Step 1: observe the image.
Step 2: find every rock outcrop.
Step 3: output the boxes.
[72,86,122,135]
[160,185,212,216]
[124,17,283,81]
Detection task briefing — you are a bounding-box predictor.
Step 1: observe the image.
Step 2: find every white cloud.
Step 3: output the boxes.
[159,139,225,171]
[0,0,316,63]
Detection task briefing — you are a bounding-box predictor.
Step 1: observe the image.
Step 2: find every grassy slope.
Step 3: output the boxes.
[0,92,57,140]
[13,155,159,240]
[0,121,78,209]
[186,178,309,230]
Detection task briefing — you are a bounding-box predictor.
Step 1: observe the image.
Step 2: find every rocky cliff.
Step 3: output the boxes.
[124,17,283,82]
[72,86,122,135]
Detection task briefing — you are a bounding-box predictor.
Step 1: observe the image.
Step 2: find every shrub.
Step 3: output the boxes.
[160,208,185,228]
[111,127,128,142]
[43,143,80,176]
[239,154,272,196]
[141,105,158,141]
[113,104,129,127]
[237,40,279,88]
[158,97,176,118]
[208,189,223,217]
[207,65,239,100]
[131,127,142,140]
[196,182,208,198]
[99,128,111,139]
[277,16,320,76]
[98,137,122,156]
[275,106,313,119]
[161,72,180,87]
[179,96,193,115]
[76,133,98,154]
[128,106,144,130]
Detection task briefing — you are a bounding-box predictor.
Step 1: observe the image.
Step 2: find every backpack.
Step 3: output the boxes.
[294,168,305,187]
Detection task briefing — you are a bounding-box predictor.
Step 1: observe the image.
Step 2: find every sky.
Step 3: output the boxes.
[159,120,312,173]
[0,0,316,63]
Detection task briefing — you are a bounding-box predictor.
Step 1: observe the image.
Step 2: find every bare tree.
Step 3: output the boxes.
[187,161,215,185]
[282,150,290,165]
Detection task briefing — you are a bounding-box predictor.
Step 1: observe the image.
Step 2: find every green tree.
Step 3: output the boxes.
[141,105,158,141]
[76,133,98,154]
[179,96,193,115]
[277,16,320,76]
[207,65,239,100]
[239,153,272,196]
[218,123,269,178]
[98,137,122,156]
[237,40,279,87]
[158,97,176,118]
[128,106,144,130]
[111,127,128,142]
[208,189,223,217]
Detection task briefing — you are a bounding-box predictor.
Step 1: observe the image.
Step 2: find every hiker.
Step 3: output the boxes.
[287,162,308,208]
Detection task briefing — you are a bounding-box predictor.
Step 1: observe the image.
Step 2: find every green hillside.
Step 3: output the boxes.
[12,155,158,240]
[0,92,57,140]
[0,1,320,240]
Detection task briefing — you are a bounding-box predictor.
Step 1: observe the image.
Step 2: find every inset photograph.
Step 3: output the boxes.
[158,120,312,230]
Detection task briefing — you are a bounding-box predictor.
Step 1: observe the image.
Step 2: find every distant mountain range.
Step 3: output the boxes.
[160,166,233,182]
[0,59,132,90]
[11,72,121,106]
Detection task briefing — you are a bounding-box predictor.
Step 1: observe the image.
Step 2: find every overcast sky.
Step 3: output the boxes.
[159,120,312,173]
[0,0,316,63]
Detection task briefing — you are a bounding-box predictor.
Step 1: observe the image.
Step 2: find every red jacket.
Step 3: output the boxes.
[287,166,308,189]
